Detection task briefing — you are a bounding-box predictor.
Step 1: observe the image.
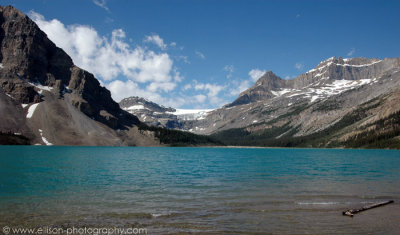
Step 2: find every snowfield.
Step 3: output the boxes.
[167,109,214,120]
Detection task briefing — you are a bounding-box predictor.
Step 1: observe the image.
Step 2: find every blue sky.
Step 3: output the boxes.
[4,0,400,108]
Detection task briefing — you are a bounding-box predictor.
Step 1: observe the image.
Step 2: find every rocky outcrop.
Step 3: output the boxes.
[0,5,152,145]
[0,6,72,102]
[0,6,140,130]
[120,96,175,113]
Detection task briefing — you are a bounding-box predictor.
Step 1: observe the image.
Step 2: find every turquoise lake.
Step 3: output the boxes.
[0,146,399,234]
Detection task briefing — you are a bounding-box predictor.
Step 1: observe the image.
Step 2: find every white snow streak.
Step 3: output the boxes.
[38,129,53,145]
[26,103,39,118]
[123,104,146,110]
[271,88,293,97]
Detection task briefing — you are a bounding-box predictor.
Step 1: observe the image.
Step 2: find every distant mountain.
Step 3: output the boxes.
[120,56,400,149]
[227,71,289,107]
[119,96,213,130]
[0,5,218,146]
[228,57,399,107]
[207,57,400,148]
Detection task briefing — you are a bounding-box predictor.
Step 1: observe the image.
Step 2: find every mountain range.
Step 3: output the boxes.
[121,56,400,149]
[1,5,399,148]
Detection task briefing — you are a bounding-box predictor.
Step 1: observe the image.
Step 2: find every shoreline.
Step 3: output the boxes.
[1,144,400,151]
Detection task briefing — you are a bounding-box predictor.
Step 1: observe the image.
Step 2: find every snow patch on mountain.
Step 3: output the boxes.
[26,103,39,118]
[337,60,382,67]
[123,104,147,111]
[306,58,382,74]
[287,79,375,102]
[39,129,53,145]
[271,88,293,97]
[167,109,214,120]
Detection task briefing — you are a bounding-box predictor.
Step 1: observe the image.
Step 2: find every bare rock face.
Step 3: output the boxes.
[0,5,140,131]
[0,6,72,92]
[0,5,152,146]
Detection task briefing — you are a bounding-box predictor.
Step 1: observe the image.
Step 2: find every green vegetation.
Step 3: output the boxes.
[138,124,223,146]
[0,132,30,145]
[344,110,400,149]
[211,124,295,147]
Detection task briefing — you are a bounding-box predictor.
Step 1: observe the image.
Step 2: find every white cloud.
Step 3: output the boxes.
[30,11,179,100]
[107,80,186,107]
[194,94,207,103]
[183,84,192,90]
[194,82,226,105]
[347,48,355,56]
[195,50,206,59]
[170,42,177,47]
[223,65,235,79]
[295,62,304,70]
[173,68,183,82]
[93,0,109,11]
[28,11,236,109]
[230,80,251,96]
[144,34,167,50]
[147,82,176,92]
[249,69,266,81]
[31,12,174,83]
[176,55,190,64]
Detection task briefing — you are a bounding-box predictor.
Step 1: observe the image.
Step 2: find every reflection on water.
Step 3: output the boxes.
[0,146,399,234]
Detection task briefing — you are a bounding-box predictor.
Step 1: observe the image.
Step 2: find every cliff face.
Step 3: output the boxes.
[0,6,154,146]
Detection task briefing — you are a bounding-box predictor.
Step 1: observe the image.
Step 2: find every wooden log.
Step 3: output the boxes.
[342,200,394,217]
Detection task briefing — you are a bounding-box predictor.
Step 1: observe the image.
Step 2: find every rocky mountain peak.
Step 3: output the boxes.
[120,96,175,113]
[226,56,400,108]
[0,5,139,130]
[226,71,288,107]
[256,71,284,88]
[1,5,26,20]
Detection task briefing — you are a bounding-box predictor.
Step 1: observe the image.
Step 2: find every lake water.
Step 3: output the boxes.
[0,146,399,234]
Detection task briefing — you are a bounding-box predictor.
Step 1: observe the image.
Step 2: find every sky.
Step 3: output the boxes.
[3,0,400,108]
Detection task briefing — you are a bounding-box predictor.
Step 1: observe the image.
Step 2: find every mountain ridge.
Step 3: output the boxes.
[228,56,400,107]
[119,56,400,148]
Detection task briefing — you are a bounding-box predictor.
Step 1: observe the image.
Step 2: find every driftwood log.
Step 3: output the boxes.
[342,200,394,217]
